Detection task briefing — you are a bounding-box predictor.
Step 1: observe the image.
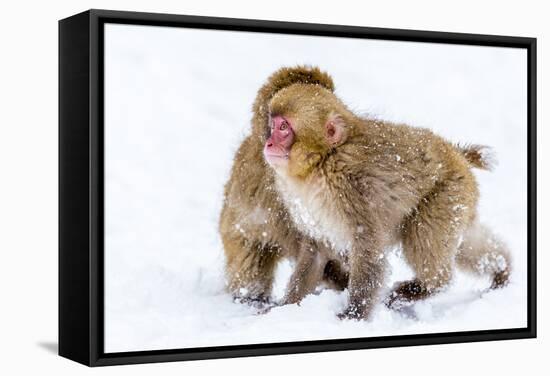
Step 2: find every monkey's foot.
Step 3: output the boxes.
[490,270,510,289]
[385,279,431,310]
[384,295,414,311]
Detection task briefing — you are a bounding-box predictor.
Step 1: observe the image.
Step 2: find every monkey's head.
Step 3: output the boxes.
[252,66,335,141]
[263,84,352,179]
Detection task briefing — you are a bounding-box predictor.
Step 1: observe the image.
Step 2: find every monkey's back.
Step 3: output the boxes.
[324,118,479,236]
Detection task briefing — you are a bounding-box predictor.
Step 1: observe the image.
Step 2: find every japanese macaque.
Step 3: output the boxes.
[263,73,511,319]
[219,66,348,307]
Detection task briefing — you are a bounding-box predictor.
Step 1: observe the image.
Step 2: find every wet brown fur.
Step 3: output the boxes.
[219,66,347,306]
[266,77,511,319]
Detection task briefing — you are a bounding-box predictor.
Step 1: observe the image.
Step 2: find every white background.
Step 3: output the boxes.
[0,0,547,375]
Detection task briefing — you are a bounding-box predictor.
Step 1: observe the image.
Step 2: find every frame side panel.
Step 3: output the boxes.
[59,10,92,366]
[528,39,537,337]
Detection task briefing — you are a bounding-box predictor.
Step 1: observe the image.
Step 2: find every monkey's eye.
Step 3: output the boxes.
[280,120,289,131]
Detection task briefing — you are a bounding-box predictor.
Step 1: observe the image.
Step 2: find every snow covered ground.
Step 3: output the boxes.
[103,24,527,352]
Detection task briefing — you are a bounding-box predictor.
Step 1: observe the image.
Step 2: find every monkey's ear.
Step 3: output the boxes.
[325,113,347,147]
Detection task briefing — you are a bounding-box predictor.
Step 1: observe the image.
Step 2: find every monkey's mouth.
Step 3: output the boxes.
[263,150,289,165]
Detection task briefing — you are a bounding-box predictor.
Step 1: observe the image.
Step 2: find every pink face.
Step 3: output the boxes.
[263,115,295,166]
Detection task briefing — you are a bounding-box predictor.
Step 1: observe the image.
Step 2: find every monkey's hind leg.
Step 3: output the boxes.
[387,179,477,309]
[455,222,511,289]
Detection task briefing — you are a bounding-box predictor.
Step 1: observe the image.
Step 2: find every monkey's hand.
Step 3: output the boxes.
[233,295,273,310]
[337,303,371,321]
[253,301,280,315]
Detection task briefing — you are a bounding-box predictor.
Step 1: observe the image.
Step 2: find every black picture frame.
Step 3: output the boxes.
[59,9,537,367]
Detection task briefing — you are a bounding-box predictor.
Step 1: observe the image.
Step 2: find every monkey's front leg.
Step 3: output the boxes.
[281,240,325,305]
[339,238,385,320]
[225,239,281,308]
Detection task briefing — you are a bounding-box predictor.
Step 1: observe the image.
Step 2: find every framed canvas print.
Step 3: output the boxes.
[59,9,536,366]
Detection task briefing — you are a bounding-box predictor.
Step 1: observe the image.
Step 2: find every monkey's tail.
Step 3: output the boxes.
[455,222,512,289]
[455,143,496,171]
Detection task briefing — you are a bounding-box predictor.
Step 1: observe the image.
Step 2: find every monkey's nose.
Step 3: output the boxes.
[266,142,273,148]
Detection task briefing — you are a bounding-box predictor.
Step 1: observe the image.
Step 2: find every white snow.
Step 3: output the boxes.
[103,23,527,353]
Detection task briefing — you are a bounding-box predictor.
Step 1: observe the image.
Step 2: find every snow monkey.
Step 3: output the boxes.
[263,72,511,319]
[220,66,349,307]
